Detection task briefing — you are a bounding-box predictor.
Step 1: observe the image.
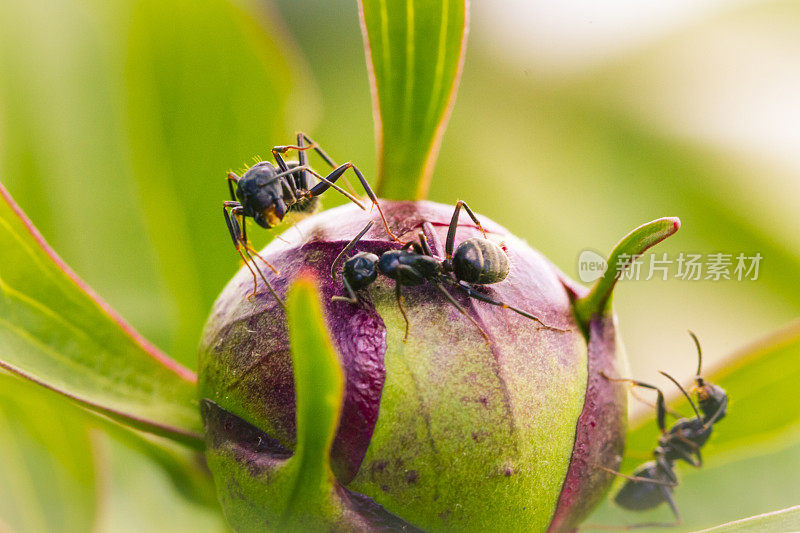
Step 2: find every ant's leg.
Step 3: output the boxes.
[418,232,435,257]
[305,165,367,210]
[672,446,702,468]
[272,142,317,170]
[233,206,281,276]
[234,208,283,301]
[308,163,402,243]
[401,239,425,255]
[294,132,358,195]
[663,490,682,527]
[224,203,284,307]
[669,435,703,468]
[223,203,260,297]
[297,132,337,168]
[655,457,679,485]
[331,278,360,304]
[227,172,240,201]
[421,222,444,258]
[240,245,284,308]
[280,179,298,206]
[434,281,490,343]
[295,132,309,190]
[330,221,374,278]
[244,245,279,275]
[596,466,677,487]
[394,282,410,342]
[445,200,489,259]
[628,387,684,420]
[703,395,728,430]
[453,281,570,332]
[600,372,668,433]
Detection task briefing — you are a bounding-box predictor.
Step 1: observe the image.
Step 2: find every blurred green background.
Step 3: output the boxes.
[1,0,798,530]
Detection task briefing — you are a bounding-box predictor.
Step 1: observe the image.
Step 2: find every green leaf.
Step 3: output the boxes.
[0,184,203,447]
[359,0,469,199]
[99,433,228,533]
[0,373,222,531]
[693,505,800,533]
[0,376,97,533]
[0,0,310,368]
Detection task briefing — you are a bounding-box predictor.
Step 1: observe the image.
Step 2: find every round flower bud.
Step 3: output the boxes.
[199,200,628,532]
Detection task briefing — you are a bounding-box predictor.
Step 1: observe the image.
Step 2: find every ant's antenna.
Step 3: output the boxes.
[660,371,701,419]
[688,330,704,384]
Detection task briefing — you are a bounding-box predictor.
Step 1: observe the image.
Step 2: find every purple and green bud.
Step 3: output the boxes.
[198,201,679,532]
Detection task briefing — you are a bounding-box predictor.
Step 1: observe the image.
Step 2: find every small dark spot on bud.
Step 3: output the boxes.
[406,470,419,484]
[504,468,514,477]
[471,431,489,442]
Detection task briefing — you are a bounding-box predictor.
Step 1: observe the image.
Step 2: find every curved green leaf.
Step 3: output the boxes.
[0,183,202,447]
[693,505,800,533]
[359,0,469,199]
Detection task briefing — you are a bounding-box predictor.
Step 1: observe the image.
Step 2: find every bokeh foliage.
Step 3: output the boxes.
[0,0,799,531]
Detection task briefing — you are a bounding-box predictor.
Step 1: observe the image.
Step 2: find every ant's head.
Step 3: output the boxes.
[343,252,379,291]
[689,331,728,423]
[237,162,287,228]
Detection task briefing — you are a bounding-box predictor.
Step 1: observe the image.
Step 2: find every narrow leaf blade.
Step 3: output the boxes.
[0,183,202,446]
[359,0,469,199]
[283,275,345,524]
[692,505,800,533]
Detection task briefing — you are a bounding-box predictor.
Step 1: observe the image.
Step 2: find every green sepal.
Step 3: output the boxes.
[574,217,681,333]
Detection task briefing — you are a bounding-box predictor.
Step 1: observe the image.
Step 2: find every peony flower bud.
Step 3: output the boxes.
[199,200,676,532]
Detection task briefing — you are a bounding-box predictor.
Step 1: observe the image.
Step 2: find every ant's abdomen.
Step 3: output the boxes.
[614,462,672,511]
[453,237,510,284]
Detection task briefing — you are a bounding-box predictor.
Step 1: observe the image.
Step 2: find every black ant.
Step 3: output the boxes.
[329,201,569,341]
[222,132,401,306]
[598,332,728,528]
